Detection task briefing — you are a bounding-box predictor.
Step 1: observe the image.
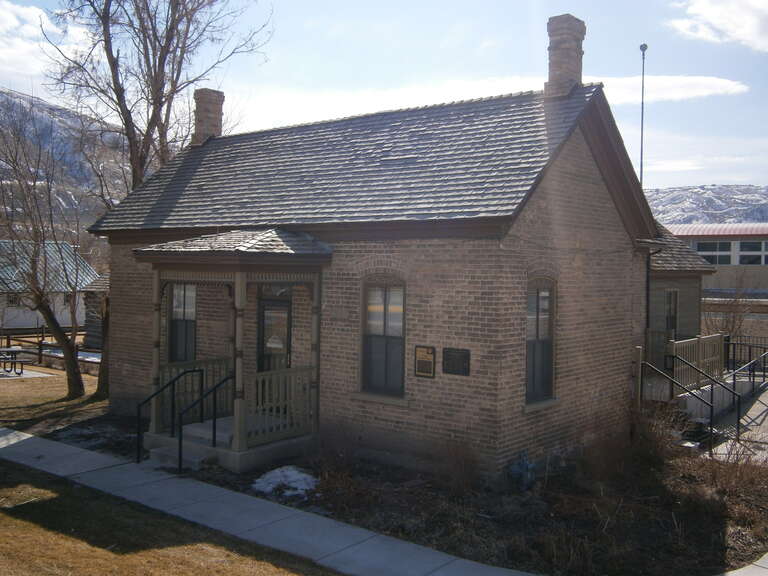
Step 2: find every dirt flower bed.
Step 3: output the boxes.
[229,418,767,576]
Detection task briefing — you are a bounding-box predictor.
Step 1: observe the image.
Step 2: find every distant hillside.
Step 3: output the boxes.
[645,185,768,225]
[0,88,127,224]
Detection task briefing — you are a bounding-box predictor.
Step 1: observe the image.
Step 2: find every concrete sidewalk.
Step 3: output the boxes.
[0,427,528,576]
[1,427,766,576]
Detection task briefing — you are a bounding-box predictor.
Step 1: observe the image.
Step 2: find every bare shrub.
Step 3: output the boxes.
[435,438,479,496]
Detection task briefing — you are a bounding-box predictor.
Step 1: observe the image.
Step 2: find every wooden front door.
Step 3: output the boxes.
[258,300,291,372]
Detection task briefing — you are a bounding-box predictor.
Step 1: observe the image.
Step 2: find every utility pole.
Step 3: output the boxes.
[639,43,648,189]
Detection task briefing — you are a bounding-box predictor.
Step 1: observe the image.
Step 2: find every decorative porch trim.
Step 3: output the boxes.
[159,269,235,283]
[245,271,315,283]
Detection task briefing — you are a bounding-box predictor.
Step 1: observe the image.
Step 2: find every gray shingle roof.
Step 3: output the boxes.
[91,85,601,232]
[136,229,332,257]
[651,224,715,273]
[0,240,99,293]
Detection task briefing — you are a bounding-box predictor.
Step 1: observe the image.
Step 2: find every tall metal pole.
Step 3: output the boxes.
[639,43,648,188]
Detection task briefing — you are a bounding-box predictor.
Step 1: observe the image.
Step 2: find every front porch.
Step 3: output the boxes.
[134,229,330,472]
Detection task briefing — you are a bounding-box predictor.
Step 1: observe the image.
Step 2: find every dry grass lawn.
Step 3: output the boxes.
[0,461,337,576]
[0,369,337,575]
[0,367,108,435]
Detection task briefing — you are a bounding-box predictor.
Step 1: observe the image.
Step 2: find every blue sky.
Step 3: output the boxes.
[1,0,767,188]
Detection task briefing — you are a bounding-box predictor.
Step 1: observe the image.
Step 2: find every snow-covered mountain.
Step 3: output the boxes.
[644,185,768,225]
[0,88,127,224]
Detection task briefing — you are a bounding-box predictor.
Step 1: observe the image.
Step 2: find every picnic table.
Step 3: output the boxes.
[0,347,28,375]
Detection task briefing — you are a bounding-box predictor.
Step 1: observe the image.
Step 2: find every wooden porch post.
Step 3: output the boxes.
[232,271,248,451]
[149,269,162,434]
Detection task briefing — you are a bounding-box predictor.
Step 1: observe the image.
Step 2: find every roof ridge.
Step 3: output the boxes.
[204,83,604,143]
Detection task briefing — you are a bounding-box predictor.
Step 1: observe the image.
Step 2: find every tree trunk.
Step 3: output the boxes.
[93,296,110,400]
[37,301,85,399]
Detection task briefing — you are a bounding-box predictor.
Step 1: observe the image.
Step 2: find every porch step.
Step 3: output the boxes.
[149,444,217,471]
[181,417,234,448]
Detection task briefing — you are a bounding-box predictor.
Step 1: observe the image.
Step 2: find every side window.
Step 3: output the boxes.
[7,293,22,307]
[169,283,196,362]
[526,279,554,403]
[363,284,404,396]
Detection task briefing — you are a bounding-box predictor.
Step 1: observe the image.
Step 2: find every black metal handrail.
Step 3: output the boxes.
[135,368,204,463]
[672,355,742,441]
[724,349,768,414]
[176,373,234,473]
[641,361,714,455]
[726,341,768,372]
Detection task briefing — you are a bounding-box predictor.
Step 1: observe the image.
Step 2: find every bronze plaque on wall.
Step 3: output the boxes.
[442,348,470,376]
[414,346,436,378]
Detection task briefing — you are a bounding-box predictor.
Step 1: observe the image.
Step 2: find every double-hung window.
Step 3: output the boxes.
[526,279,554,403]
[363,285,404,396]
[169,284,196,362]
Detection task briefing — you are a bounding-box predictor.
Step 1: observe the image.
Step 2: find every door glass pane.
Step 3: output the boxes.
[263,308,289,370]
[537,289,550,340]
[386,287,403,337]
[184,285,196,321]
[366,287,385,335]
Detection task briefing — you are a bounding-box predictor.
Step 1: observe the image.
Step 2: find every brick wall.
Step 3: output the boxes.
[108,244,155,413]
[318,239,505,474]
[495,126,645,473]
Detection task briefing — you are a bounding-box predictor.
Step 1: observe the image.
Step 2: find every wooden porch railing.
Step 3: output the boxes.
[668,334,723,390]
[245,366,315,448]
[157,357,233,430]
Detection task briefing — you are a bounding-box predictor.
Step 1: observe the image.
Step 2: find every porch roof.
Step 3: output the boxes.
[134,228,332,265]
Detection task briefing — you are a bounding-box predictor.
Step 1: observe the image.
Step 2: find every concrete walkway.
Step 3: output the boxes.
[0,427,528,576]
[1,426,766,576]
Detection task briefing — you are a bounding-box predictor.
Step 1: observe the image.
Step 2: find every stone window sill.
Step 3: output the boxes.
[523,398,559,414]
[352,391,411,408]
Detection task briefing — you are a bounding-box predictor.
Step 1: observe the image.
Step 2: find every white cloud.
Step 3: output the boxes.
[223,74,748,133]
[591,75,749,105]
[667,0,768,51]
[0,0,88,95]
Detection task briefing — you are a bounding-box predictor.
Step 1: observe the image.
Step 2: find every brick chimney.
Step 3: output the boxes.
[191,88,225,146]
[544,14,586,98]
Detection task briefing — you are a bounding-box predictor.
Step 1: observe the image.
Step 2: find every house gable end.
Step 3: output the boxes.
[576,91,657,242]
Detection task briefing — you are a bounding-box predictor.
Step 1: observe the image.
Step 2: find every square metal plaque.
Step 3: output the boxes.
[442,347,470,376]
[414,346,436,378]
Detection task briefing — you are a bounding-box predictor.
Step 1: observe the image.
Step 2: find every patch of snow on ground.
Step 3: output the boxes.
[252,466,317,498]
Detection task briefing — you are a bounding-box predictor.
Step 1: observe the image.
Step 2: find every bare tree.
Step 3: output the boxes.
[0,95,89,399]
[702,273,756,337]
[44,0,271,191]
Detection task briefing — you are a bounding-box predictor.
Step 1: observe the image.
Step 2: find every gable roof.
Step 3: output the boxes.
[650,224,715,274]
[0,241,99,293]
[91,84,601,233]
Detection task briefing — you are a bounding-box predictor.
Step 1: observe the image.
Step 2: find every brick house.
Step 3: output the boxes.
[90,14,692,477]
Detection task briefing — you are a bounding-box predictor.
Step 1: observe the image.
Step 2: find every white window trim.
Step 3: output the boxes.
[693,239,768,266]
